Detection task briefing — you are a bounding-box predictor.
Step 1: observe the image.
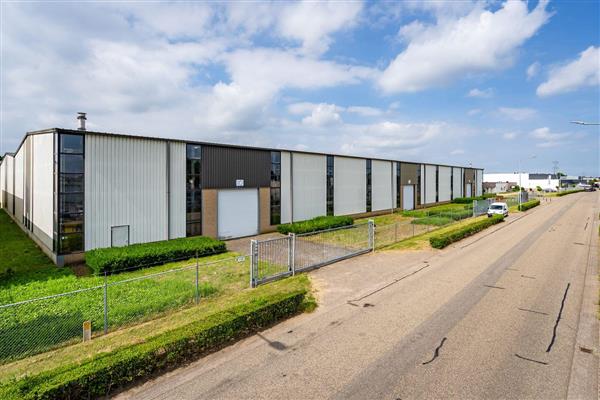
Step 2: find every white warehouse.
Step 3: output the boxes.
[0,125,483,265]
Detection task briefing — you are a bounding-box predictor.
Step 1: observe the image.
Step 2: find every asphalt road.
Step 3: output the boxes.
[118,192,599,400]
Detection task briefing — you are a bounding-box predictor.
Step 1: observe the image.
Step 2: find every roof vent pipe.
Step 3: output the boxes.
[77,112,87,131]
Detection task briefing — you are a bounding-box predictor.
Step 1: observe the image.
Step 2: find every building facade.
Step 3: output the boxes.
[0,128,484,265]
[484,172,559,191]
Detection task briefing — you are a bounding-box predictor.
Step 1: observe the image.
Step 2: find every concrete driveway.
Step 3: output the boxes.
[118,192,599,400]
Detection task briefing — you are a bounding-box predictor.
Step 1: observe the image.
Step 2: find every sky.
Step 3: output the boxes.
[1,0,598,176]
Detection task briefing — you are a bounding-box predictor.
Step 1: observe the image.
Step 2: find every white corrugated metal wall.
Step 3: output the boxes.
[333,156,365,216]
[292,153,326,222]
[425,165,436,205]
[420,164,425,205]
[169,142,186,239]
[476,170,483,196]
[280,151,292,224]
[14,147,24,223]
[372,160,392,211]
[452,167,462,198]
[393,162,398,209]
[0,159,5,208]
[6,155,14,213]
[85,134,168,250]
[32,133,54,249]
[438,166,451,202]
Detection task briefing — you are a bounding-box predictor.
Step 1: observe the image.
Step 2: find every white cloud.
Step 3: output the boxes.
[537,46,600,97]
[467,108,482,116]
[302,103,343,127]
[450,149,465,155]
[346,106,383,117]
[379,1,551,93]
[467,88,494,98]
[503,132,517,140]
[530,127,571,147]
[526,61,540,80]
[276,0,363,55]
[498,107,537,121]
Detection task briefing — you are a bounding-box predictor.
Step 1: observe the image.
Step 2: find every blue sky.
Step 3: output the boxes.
[1,0,598,175]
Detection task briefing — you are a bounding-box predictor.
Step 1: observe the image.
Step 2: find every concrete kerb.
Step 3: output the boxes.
[566,198,599,400]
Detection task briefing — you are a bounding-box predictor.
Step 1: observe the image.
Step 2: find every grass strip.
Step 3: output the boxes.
[429,214,504,249]
[0,276,312,399]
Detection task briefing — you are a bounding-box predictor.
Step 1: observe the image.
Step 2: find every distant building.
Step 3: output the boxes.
[484,173,559,191]
[483,181,517,194]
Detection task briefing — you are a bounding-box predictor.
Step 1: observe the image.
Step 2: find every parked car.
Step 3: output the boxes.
[487,202,508,218]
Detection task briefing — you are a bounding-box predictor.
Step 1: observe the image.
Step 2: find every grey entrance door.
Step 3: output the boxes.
[111,225,130,247]
[402,185,415,210]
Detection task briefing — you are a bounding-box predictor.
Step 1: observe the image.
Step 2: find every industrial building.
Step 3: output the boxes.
[484,172,559,191]
[0,121,483,265]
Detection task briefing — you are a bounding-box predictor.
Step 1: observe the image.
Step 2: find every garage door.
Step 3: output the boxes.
[218,189,259,239]
[402,185,414,210]
[466,184,472,198]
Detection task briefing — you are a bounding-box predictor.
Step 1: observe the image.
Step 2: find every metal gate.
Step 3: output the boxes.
[250,222,374,287]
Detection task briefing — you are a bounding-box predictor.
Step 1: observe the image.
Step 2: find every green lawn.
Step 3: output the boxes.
[0,210,61,281]
[0,252,253,364]
[0,274,313,387]
[411,216,454,226]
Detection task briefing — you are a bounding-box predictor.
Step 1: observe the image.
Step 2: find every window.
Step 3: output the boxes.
[186,144,202,236]
[435,166,439,203]
[366,159,372,212]
[396,163,401,208]
[326,155,334,216]
[450,168,454,200]
[416,165,422,206]
[57,133,84,254]
[270,151,281,225]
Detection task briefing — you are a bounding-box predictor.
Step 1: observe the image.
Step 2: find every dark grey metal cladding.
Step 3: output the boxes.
[399,162,420,185]
[202,145,270,189]
[464,168,476,182]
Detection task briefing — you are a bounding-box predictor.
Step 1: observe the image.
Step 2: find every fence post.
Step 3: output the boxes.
[250,240,257,288]
[368,219,375,251]
[195,250,200,304]
[290,233,296,276]
[103,272,108,334]
[472,200,476,218]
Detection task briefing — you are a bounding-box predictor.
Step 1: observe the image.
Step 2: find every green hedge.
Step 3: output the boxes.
[429,214,504,249]
[452,194,494,204]
[556,189,582,197]
[1,290,307,400]
[277,215,353,235]
[86,236,226,275]
[517,199,540,211]
[411,216,454,226]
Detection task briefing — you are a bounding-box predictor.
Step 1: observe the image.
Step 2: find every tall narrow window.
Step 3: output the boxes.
[416,165,422,206]
[270,151,281,225]
[326,155,334,216]
[396,162,401,208]
[366,159,372,212]
[450,168,454,200]
[186,144,202,236]
[435,166,439,203]
[57,133,84,254]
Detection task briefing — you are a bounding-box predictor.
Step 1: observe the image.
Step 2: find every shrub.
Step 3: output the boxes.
[277,215,353,235]
[556,189,582,197]
[517,199,540,211]
[411,216,454,226]
[86,236,226,274]
[0,289,307,400]
[429,214,504,249]
[452,196,485,204]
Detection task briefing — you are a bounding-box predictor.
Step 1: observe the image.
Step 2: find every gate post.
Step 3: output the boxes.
[250,240,258,288]
[368,219,375,252]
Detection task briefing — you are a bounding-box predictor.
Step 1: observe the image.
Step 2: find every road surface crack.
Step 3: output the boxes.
[348,264,430,303]
[518,307,548,316]
[484,284,505,289]
[546,282,570,353]
[515,353,548,365]
[422,337,447,365]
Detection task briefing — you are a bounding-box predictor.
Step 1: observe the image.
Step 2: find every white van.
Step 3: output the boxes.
[487,202,508,218]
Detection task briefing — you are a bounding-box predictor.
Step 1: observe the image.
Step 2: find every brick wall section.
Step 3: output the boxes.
[202,189,218,238]
[259,187,277,233]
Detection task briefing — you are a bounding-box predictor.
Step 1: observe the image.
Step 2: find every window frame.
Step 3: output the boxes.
[366,159,372,213]
[186,144,202,236]
[270,151,282,225]
[326,155,334,216]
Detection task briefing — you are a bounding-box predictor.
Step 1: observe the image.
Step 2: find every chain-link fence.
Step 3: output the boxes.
[0,255,249,365]
[373,220,432,249]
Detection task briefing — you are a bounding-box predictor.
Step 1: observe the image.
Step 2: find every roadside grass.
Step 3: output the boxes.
[0,210,63,282]
[411,216,454,226]
[0,274,313,393]
[355,212,411,225]
[383,216,488,251]
[0,252,253,364]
